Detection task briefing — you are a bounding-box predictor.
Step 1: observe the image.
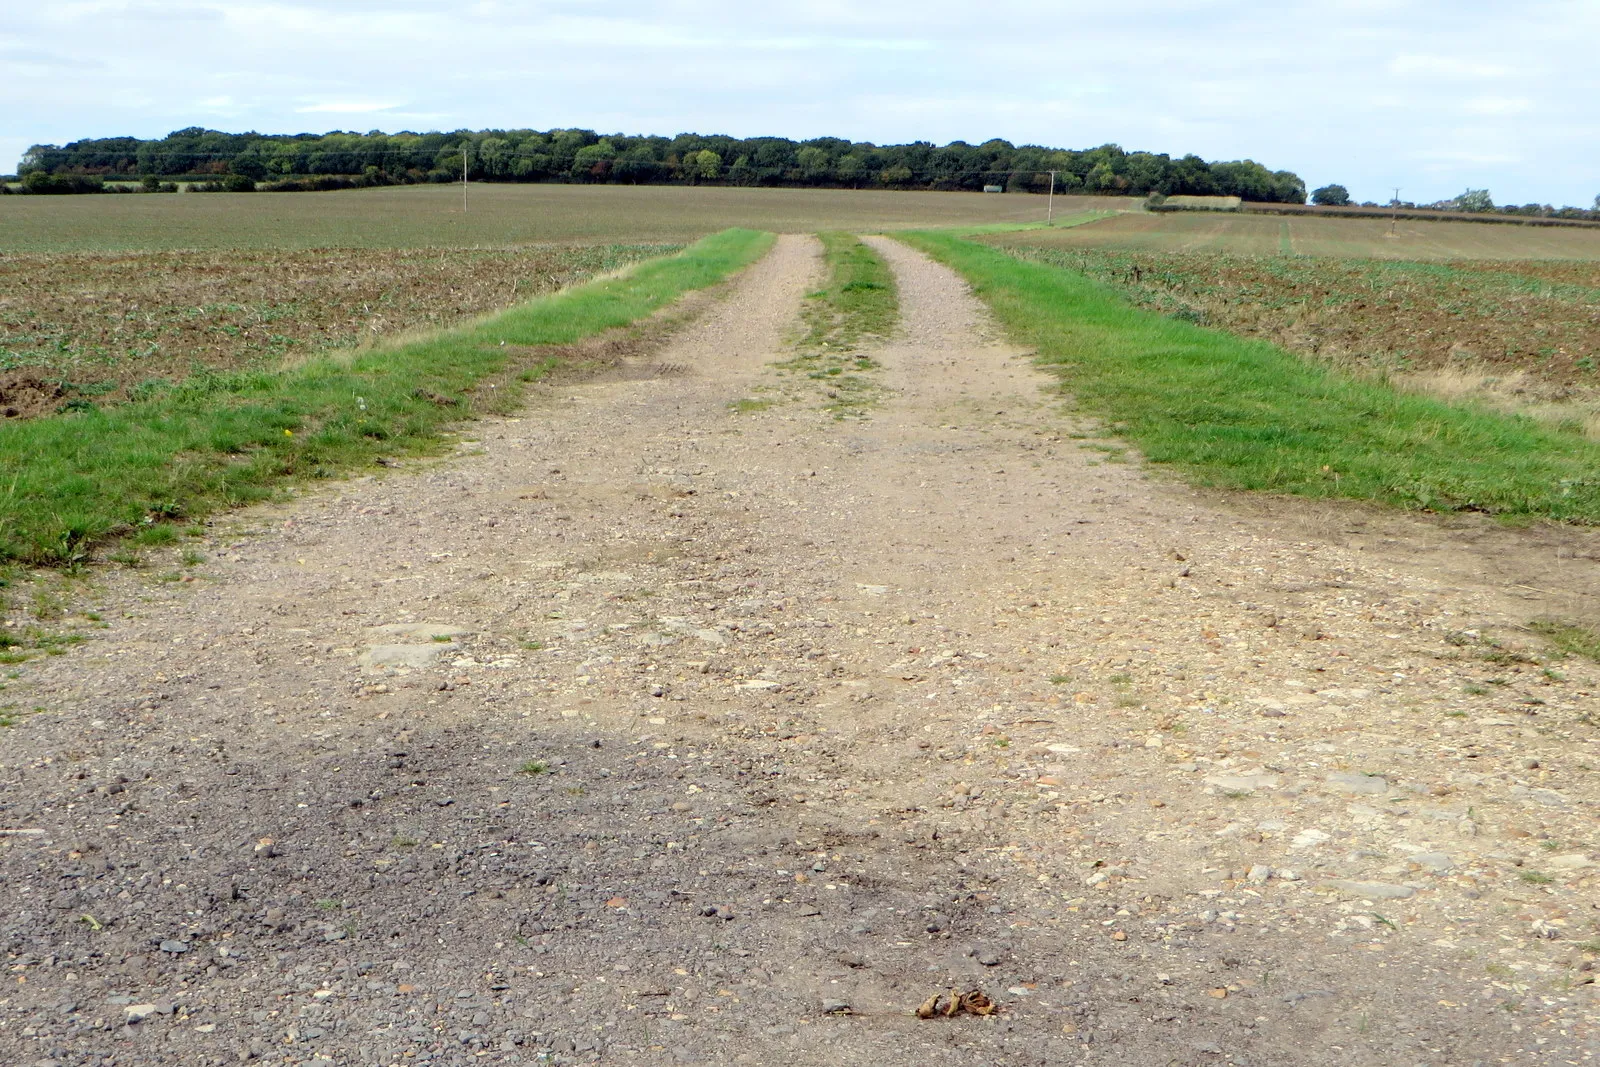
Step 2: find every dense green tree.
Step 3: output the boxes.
[835,154,865,187]
[795,145,829,181]
[1311,184,1351,206]
[1124,152,1168,193]
[878,164,914,187]
[572,139,618,181]
[727,154,756,186]
[477,137,511,178]
[1084,160,1121,192]
[692,150,722,182]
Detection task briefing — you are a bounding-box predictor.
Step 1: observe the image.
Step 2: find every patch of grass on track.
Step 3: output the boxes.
[899,230,1600,523]
[0,228,774,566]
[1529,619,1600,663]
[780,232,899,418]
[800,232,899,349]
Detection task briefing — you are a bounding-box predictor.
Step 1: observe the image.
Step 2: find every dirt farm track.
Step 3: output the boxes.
[0,235,1595,1067]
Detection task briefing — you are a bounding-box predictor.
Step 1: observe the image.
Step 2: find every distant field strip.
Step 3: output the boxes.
[0,184,1120,253]
[903,231,1600,522]
[0,244,673,404]
[1012,212,1600,260]
[941,210,1118,237]
[0,229,774,565]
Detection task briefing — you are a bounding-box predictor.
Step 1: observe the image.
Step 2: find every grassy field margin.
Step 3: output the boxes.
[941,210,1118,237]
[898,230,1600,522]
[0,228,774,566]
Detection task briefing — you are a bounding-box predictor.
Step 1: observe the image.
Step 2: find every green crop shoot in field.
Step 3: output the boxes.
[902,230,1600,523]
[0,229,773,565]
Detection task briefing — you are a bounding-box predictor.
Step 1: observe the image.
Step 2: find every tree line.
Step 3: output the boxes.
[1308,182,1600,221]
[13,126,1309,202]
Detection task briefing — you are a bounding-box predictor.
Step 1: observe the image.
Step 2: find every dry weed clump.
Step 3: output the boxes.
[0,243,672,411]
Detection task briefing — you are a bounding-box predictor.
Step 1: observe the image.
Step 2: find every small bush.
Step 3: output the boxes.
[259,174,368,193]
[195,175,258,193]
[20,171,105,195]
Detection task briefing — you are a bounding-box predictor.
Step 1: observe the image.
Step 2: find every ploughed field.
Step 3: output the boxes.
[0,244,671,409]
[0,183,1120,253]
[986,242,1600,394]
[1012,209,1600,260]
[10,186,1600,421]
[990,218,1600,426]
[0,185,1110,415]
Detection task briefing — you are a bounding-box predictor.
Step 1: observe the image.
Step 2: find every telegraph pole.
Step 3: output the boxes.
[463,143,470,215]
[1390,186,1400,235]
[1047,170,1056,224]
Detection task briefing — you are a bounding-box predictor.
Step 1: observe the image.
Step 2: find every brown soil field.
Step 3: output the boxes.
[989,241,1600,424]
[0,244,670,406]
[1015,212,1600,260]
[0,184,1129,254]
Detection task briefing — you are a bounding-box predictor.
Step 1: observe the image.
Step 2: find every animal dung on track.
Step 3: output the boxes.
[915,989,1000,1019]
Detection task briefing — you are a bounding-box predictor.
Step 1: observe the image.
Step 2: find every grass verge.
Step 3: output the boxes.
[0,228,774,565]
[780,232,898,417]
[899,231,1600,522]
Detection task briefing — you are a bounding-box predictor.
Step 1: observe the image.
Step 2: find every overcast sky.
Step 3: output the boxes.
[3,0,1596,207]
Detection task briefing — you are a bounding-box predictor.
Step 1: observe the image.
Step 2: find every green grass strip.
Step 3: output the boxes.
[798,231,899,350]
[778,232,899,419]
[0,228,774,565]
[899,230,1600,522]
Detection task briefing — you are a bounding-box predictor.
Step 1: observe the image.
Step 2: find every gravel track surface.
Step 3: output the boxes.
[1,234,1596,1066]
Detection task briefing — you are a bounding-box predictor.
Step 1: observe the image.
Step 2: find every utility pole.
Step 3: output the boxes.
[1391,186,1400,235]
[463,143,470,215]
[1047,170,1056,224]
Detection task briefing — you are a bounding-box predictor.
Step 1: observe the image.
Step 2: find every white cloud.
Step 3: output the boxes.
[1462,96,1534,117]
[1388,53,1510,79]
[1410,145,1522,164]
[295,101,404,115]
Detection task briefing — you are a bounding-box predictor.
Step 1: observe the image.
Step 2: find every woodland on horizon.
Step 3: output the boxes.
[17,126,1312,202]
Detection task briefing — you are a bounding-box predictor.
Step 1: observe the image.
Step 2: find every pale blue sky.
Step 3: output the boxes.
[4,0,1596,206]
